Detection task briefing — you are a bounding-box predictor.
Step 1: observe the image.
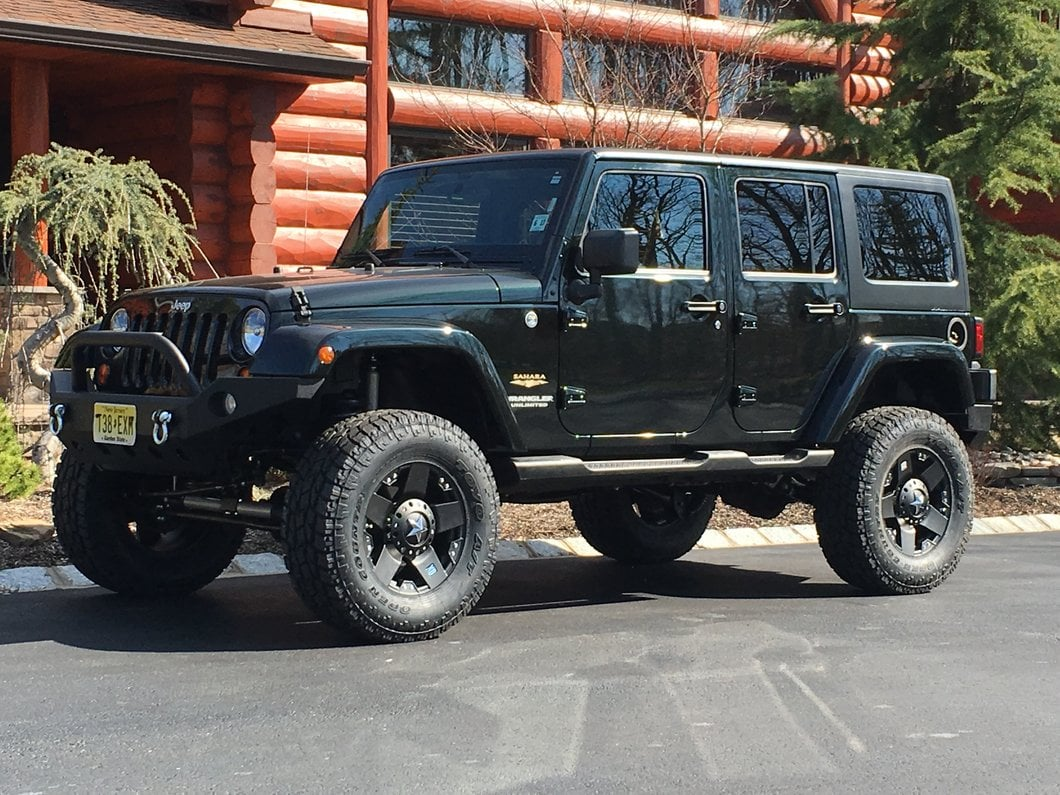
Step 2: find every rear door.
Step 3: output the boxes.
[724,168,851,432]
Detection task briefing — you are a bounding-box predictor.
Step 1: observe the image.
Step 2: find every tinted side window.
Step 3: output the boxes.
[854,187,956,282]
[737,180,834,275]
[589,173,706,270]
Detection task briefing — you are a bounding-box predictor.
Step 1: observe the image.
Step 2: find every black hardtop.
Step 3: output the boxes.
[382,147,955,191]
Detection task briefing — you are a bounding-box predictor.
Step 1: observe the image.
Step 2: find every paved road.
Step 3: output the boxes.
[1,534,1057,793]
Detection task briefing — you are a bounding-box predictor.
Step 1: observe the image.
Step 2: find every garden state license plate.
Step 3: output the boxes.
[93,402,137,446]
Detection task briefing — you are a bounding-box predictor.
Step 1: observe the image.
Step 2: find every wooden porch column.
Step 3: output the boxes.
[366,0,389,187]
[837,0,853,106]
[10,60,50,286]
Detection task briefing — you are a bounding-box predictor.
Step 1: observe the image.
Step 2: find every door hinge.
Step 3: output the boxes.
[561,386,587,408]
[564,308,589,330]
[733,385,758,407]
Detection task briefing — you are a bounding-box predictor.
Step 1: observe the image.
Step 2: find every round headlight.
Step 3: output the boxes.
[240,307,267,357]
[110,308,130,332]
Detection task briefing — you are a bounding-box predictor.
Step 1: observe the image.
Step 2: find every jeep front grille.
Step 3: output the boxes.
[120,310,230,391]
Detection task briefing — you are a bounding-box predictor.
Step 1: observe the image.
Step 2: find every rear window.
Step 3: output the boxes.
[854,187,956,283]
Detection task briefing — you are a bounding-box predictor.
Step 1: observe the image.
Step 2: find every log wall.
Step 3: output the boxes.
[264,0,898,267]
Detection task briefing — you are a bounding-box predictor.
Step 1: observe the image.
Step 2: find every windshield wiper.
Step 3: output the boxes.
[409,245,474,267]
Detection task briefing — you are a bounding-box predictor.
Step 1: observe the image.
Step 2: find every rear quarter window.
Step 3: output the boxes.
[854,187,956,283]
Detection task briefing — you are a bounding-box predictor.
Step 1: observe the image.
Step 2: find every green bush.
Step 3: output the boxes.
[0,400,40,500]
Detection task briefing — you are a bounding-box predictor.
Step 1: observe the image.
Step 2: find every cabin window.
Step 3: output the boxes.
[389,129,531,165]
[561,38,697,111]
[720,0,816,21]
[389,16,530,95]
[719,58,830,120]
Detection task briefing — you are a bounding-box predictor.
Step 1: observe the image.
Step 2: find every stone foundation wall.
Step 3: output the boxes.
[0,286,64,425]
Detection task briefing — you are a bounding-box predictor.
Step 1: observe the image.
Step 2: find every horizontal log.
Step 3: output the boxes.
[194,234,229,266]
[187,107,229,147]
[847,73,891,105]
[275,227,349,268]
[851,44,893,77]
[273,113,367,156]
[228,125,277,166]
[274,188,365,228]
[229,165,278,203]
[389,82,827,157]
[189,81,229,109]
[229,85,278,127]
[228,243,278,275]
[286,81,368,119]
[191,185,229,225]
[190,146,229,185]
[391,0,835,67]
[271,0,367,44]
[274,150,367,192]
[229,204,278,245]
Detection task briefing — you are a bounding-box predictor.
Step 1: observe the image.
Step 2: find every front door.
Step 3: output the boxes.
[558,166,728,437]
[725,169,851,432]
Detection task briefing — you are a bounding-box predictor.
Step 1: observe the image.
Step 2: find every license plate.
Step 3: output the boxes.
[93,403,137,446]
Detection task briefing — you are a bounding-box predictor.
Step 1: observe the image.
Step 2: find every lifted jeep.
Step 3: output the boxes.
[49,149,997,642]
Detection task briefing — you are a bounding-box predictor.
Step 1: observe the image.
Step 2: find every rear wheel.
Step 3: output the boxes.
[570,486,716,563]
[284,410,499,643]
[53,452,244,596]
[814,406,973,594]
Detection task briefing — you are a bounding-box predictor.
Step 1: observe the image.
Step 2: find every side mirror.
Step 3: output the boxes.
[582,229,640,279]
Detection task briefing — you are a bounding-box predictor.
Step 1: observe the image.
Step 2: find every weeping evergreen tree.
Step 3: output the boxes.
[778,0,1060,448]
[0,144,197,391]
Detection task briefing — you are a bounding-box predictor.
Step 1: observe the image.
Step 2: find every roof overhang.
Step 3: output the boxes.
[0,19,367,80]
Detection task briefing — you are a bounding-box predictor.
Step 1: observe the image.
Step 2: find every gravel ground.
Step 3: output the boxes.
[3,482,1059,571]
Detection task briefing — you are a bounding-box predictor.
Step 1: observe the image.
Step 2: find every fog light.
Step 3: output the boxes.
[318,345,336,365]
[223,393,238,415]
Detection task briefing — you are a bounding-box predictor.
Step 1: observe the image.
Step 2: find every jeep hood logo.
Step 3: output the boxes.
[510,372,548,389]
[171,299,192,313]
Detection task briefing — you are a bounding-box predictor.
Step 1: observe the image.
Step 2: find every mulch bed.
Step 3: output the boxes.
[3,481,1059,571]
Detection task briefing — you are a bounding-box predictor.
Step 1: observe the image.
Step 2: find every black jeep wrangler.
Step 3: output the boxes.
[49,149,997,642]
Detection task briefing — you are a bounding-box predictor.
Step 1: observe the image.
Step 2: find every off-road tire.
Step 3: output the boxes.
[283,410,499,643]
[570,487,717,563]
[52,451,244,596]
[814,406,973,595]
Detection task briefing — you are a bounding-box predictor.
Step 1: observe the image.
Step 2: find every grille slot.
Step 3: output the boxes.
[118,310,230,392]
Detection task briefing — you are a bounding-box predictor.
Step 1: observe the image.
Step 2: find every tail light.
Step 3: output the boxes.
[974,317,985,358]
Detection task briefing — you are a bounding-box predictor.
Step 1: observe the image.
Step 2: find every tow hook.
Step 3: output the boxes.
[151,410,172,446]
[49,404,65,435]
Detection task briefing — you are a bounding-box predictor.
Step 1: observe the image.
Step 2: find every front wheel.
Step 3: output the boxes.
[814,406,973,595]
[570,486,716,563]
[53,452,245,596]
[283,410,500,643]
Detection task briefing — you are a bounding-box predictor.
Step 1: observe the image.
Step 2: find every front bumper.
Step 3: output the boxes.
[50,330,324,476]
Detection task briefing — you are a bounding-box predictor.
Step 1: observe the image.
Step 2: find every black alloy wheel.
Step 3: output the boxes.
[880,447,954,557]
[363,461,468,594]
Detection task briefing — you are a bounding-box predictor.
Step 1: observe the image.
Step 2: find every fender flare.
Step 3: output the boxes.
[805,337,975,445]
[251,320,524,450]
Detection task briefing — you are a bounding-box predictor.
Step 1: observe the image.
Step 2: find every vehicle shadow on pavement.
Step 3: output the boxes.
[0,557,855,653]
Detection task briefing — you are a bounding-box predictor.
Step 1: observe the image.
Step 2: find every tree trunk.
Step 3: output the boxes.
[14,223,85,392]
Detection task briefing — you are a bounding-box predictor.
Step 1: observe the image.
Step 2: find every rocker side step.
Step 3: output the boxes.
[501,448,834,495]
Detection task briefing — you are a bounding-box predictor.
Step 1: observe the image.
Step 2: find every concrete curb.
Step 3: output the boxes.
[2,513,1059,595]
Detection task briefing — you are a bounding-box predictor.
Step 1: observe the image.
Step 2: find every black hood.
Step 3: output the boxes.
[123,266,543,311]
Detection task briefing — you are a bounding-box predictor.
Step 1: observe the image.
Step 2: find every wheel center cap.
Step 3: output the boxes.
[899,478,931,519]
[391,498,435,552]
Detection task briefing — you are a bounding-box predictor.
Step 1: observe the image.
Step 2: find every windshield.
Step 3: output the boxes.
[333,158,577,275]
